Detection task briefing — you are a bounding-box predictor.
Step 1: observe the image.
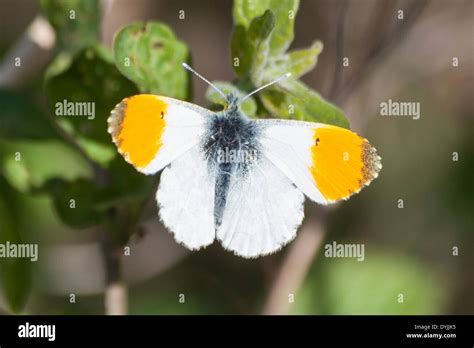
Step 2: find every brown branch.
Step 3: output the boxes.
[262,211,327,315]
[334,0,429,104]
[329,0,349,100]
[104,282,127,315]
[0,16,55,89]
[100,230,127,315]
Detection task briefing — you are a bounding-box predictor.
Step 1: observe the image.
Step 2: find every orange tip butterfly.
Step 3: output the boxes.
[107,63,382,258]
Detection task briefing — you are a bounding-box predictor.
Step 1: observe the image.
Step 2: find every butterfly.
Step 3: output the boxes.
[107,63,382,258]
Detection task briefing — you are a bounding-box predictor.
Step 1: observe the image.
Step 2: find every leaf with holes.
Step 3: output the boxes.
[113,22,191,99]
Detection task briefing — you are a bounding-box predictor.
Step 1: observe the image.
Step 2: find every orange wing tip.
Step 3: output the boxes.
[310,126,382,203]
[108,95,167,170]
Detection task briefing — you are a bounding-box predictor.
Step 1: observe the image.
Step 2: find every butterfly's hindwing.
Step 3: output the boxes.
[215,155,305,258]
[156,145,216,250]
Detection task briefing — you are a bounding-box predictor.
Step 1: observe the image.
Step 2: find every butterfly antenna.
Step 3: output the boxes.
[182,63,228,101]
[240,72,292,103]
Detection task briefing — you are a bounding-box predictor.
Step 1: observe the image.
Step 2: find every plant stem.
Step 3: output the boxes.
[104,282,128,315]
[262,212,327,315]
[334,0,428,105]
[0,16,55,89]
[100,231,127,315]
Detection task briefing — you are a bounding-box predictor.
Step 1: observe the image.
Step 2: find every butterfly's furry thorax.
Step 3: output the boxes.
[202,94,261,168]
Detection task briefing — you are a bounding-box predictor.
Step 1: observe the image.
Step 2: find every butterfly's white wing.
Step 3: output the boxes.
[109,94,216,249]
[216,156,305,258]
[157,146,216,250]
[108,94,211,174]
[256,119,382,204]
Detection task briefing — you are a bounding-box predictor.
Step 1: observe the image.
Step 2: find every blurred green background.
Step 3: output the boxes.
[0,0,472,315]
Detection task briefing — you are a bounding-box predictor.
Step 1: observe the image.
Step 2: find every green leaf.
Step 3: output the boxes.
[113,22,190,99]
[292,251,446,314]
[247,10,275,83]
[205,82,257,117]
[261,80,349,128]
[230,25,250,78]
[40,0,100,52]
[45,45,138,164]
[76,137,116,167]
[100,156,156,208]
[0,91,57,140]
[45,178,103,229]
[233,0,271,28]
[233,0,299,56]
[14,192,73,241]
[0,139,93,193]
[266,0,299,55]
[0,183,32,313]
[264,40,323,81]
[45,156,154,230]
[232,10,275,84]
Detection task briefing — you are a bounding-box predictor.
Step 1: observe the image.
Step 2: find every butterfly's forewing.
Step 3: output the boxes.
[256,119,382,204]
[108,94,217,250]
[108,94,211,174]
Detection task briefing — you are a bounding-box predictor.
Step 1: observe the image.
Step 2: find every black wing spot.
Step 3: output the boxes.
[315,138,320,146]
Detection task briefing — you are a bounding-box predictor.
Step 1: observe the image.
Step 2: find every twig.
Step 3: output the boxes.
[262,212,327,315]
[100,230,127,315]
[104,282,128,315]
[329,0,349,100]
[0,16,55,89]
[0,306,12,315]
[335,0,428,104]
